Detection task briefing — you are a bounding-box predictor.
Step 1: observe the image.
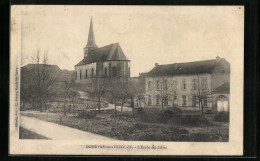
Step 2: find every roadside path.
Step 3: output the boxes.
[20,115,114,140]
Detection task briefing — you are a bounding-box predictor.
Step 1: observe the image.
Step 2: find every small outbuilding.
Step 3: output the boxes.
[212,82,230,112]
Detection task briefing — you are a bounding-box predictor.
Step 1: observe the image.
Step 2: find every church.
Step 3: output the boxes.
[74,18,130,86]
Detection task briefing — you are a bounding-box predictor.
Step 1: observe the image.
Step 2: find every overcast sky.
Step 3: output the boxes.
[13,5,244,77]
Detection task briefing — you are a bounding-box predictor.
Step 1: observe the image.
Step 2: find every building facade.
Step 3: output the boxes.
[144,57,230,111]
[74,18,130,88]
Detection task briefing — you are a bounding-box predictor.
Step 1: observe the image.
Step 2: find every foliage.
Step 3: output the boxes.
[76,111,96,119]
[179,115,212,126]
[213,112,229,122]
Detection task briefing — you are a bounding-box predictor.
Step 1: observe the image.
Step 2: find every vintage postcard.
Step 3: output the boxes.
[10,5,244,155]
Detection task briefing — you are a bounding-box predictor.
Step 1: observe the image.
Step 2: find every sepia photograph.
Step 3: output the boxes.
[10,5,244,155]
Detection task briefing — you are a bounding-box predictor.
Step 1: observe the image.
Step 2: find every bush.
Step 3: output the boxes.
[213,112,229,122]
[133,122,148,130]
[136,107,144,115]
[167,107,183,115]
[179,115,211,126]
[137,107,183,124]
[76,111,96,119]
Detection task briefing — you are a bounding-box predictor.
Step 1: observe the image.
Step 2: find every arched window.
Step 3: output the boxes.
[148,81,152,91]
[85,69,88,79]
[104,67,107,77]
[156,94,160,105]
[91,68,94,78]
[148,95,152,105]
[112,66,117,77]
[80,70,82,80]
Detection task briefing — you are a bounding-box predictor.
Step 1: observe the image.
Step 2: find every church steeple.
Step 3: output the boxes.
[84,17,98,58]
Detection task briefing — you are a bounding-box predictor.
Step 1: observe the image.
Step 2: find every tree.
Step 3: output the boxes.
[91,76,108,111]
[191,75,212,114]
[63,80,72,115]
[23,49,56,112]
[156,78,171,109]
[69,90,77,113]
[106,79,126,116]
[128,81,144,112]
[20,67,32,109]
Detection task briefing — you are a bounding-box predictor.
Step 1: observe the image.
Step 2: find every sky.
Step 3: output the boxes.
[12,5,244,77]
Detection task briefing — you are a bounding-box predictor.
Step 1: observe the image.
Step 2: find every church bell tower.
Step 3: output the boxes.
[84,17,98,58]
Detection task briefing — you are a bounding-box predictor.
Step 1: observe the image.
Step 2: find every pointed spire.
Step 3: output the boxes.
[86,17,97,47]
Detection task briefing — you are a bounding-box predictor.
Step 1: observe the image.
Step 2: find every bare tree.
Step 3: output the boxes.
[156,78,171,109]
[91,76,108,111]
[69,90,77,113]
[24,49,56,112]
[191,75,212,114]
[106,79,126,116]
[63,80,72,115]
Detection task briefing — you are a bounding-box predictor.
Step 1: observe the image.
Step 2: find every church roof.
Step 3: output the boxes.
[75,43,129,66]
[147,58,229,77]
[85,17,98,48]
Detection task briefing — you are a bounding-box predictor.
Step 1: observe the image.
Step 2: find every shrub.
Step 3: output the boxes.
[137,107,144,115]
[179,115,211,126]
[167,107,183,115]
[213,112,229,122]
[133,122,148,130]
[139,108,183,124]
[76,111,96,119]
[138,133,173,141]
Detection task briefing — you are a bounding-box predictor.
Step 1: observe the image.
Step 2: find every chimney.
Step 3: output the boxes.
[216,56,220,61]
[155,63,158,67]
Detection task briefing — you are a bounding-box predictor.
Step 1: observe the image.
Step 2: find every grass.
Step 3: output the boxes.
[19,126,49,139]
[21,109,229,142]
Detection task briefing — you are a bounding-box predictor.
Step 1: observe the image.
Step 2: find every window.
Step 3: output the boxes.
[163,80,168,90]
[148,81,152,91]
[148,95,151,105]
[182,95,187,106]
[85,69,88,79]
[201,77,208,90]
[164,96,168,105]
[156,94,160,105]
[156,80,159,90]
[173,80,177,90]
[76,72,77,80]
[80,70,82,80]
[203,97,207,107]
[182,79,186,90]
[192,96,197,107]
[192,79,198,90]
[112,66,117,77]
[91,68,94,78]
[104,67,107,77]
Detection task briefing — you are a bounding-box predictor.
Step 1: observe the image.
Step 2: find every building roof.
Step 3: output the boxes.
[213,82,230,94]
[22,64,61,72]
[85,17,98,49]
[21,64,74,82]
[147,58,229,77]
[75,43,129,66]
